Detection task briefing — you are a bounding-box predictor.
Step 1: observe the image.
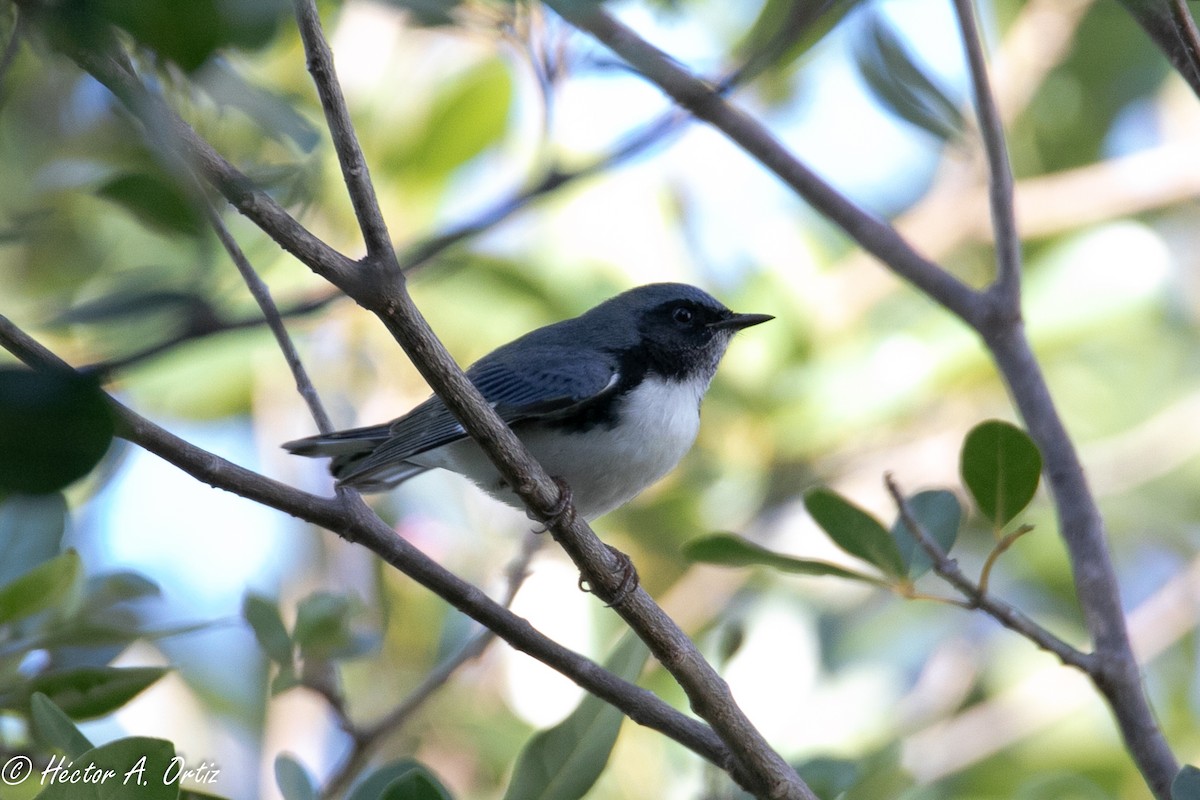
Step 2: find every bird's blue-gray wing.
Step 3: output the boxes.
[292,346,620,489]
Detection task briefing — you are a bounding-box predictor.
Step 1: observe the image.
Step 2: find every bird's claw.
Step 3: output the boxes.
[578,544,640,607]
[533,476,576,533]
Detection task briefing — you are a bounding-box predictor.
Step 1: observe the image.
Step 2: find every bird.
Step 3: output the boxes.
[283,283,772,520]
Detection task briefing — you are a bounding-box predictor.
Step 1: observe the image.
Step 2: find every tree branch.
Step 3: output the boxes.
[203,201,334,434]
[84,293,338,377]
[543,3,1180,797]
[291,0,393,263]
[953,0,1021,309]
[543,1,986,330]
[1117,0,1200,98]
[981,325,1178,799]
[287,5,813,796]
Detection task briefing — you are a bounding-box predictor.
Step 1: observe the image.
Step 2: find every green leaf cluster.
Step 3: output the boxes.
[29,0,290,71]
[0,497,221,798]
[243,591,379,696]
[852,12,964,142]
[686,420,1041,590]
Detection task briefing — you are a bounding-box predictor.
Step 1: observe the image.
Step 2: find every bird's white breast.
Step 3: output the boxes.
[424,375,707,519]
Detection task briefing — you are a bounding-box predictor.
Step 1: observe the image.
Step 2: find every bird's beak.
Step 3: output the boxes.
[709,312,774,331]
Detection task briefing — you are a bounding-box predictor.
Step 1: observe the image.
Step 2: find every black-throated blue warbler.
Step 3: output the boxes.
[284,283,771,519]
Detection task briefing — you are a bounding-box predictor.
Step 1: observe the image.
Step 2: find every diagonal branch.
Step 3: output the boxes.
[288,4,813,797]
[0,312,741,778]
[203,201,334,434]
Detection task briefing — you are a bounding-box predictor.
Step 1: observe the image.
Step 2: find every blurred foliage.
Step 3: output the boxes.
[1,0,1200,798]
[0,367,114,494]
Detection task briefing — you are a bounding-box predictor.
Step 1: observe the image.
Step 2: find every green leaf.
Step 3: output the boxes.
[0,367,116,494]
[796,756,860,800]
[736,0,862,79]
[197,61,320,152]
[63,0,290,71]
[243,594,293,665]
[960,420,1043,526]
[379,767,454,800]
[1173,765,1200,800]
[387,59,513,180]
[34,736,177,800]
[853,13,964,141]
[275,754,317,800]
[270,664,301,696]
[83,571,162,607]
[179,790,233,800]
[804,489,906,578]
[38,619,208,654]
[380,0,462,27]
[96,173,204,238]
[841,743,914,800]
[348,760,423,800]
[57,289,213,327]
[292,592,376,661]
[0,493,67,585]
[22,667,168,720]
[891,490,961,578]
[0,550,83,626]
[503,634,649,800]
[30,692,94,759]
[683,534,888,586]
[293,592,352,660]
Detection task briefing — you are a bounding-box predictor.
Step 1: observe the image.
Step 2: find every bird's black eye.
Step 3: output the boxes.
[671,306,694,326]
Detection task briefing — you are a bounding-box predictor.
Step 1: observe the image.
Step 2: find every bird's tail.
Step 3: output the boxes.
[283,424,429,491]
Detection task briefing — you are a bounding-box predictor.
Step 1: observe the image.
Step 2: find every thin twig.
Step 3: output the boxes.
[204,201,334,433]
[84,293,338,377]
[74,103,686,378]
[977,524,1033,597]
[953,0,1021,309]
[884,474,1092,672]
[292,0,392,263]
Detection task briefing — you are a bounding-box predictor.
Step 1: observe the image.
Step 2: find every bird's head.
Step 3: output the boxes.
[598,283,773,382]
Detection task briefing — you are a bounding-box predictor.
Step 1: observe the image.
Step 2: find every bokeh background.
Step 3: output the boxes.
[2,0,1200,797]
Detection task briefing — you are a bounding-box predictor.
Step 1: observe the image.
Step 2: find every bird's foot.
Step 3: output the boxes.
[578,544,640,607]
[532,476,576,534]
